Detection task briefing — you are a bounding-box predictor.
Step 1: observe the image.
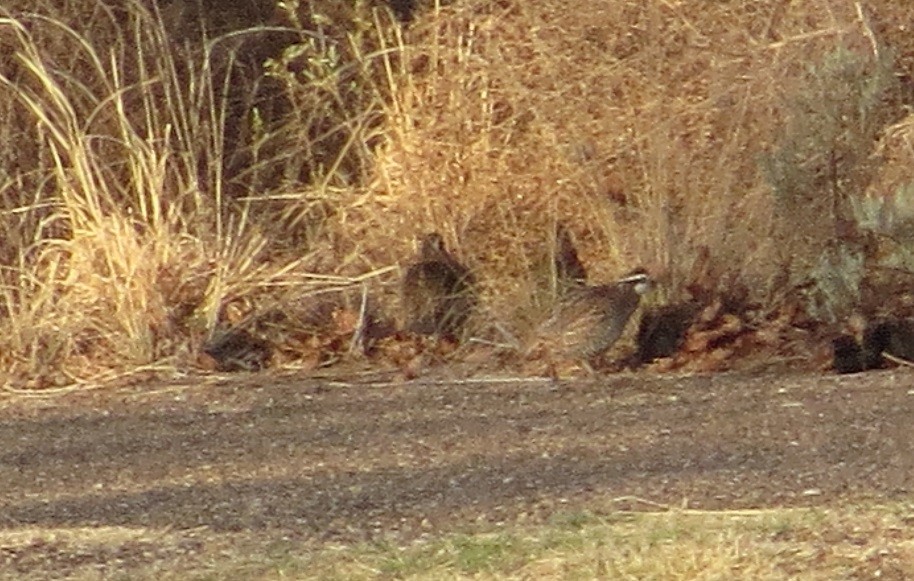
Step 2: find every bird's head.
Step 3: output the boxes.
[418,232,447,257]
[617,268,654,295]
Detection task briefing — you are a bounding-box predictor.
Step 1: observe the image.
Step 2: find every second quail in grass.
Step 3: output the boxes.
[203,328,273,372]
[539,268,653,362]
[861,318,914,369]
[832,334,866,374]
[401,233,477,341]
[553,223,588,292]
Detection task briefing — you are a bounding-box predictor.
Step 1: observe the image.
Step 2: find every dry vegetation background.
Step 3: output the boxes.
[1,0,914,388]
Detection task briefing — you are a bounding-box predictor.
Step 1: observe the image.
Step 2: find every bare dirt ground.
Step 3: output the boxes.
[1,367,913,577]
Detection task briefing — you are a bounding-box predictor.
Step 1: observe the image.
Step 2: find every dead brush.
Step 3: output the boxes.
[2,0,914,387]
[0,3,306,387]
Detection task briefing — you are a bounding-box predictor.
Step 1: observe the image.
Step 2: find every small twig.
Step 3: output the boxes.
[466,336,515,350]
[883,352,914,368]
[406,375,552,387]
[294,265,398,285]
[1,363,173,398]
[349,283,370,355]
[490,320,523,351]
[607,496,820,517]
[854,2,879,60]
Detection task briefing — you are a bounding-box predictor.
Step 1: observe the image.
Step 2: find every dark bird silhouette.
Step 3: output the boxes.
[636,301,703,363]
[831,318,914,374]
[537,268,653,362]
[832,334,866,374]
[862,318,914,368]
[553,223,588,292]
[401,233,477,341]
[203,329,273,372]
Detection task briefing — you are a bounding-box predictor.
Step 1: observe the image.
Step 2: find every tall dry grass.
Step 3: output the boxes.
[0,1,318,387]
[0,0,913,387]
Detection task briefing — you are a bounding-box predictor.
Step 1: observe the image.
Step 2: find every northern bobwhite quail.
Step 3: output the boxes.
[861,318,914,369]
[203,328,273,372]
[554,223,588,292]
[538,268,653,362]
[531,223,588,309]
[832,334,866,374]
[401,233,477,340]
[636,301,702,363]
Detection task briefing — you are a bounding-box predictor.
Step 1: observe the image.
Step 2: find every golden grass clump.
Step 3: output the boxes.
[0,1,297,387]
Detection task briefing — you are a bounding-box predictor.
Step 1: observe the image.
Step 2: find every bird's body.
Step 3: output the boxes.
[203,328,273,372]
[537,269,652,361]
[832,334,866,374]
[401,233,477,340]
